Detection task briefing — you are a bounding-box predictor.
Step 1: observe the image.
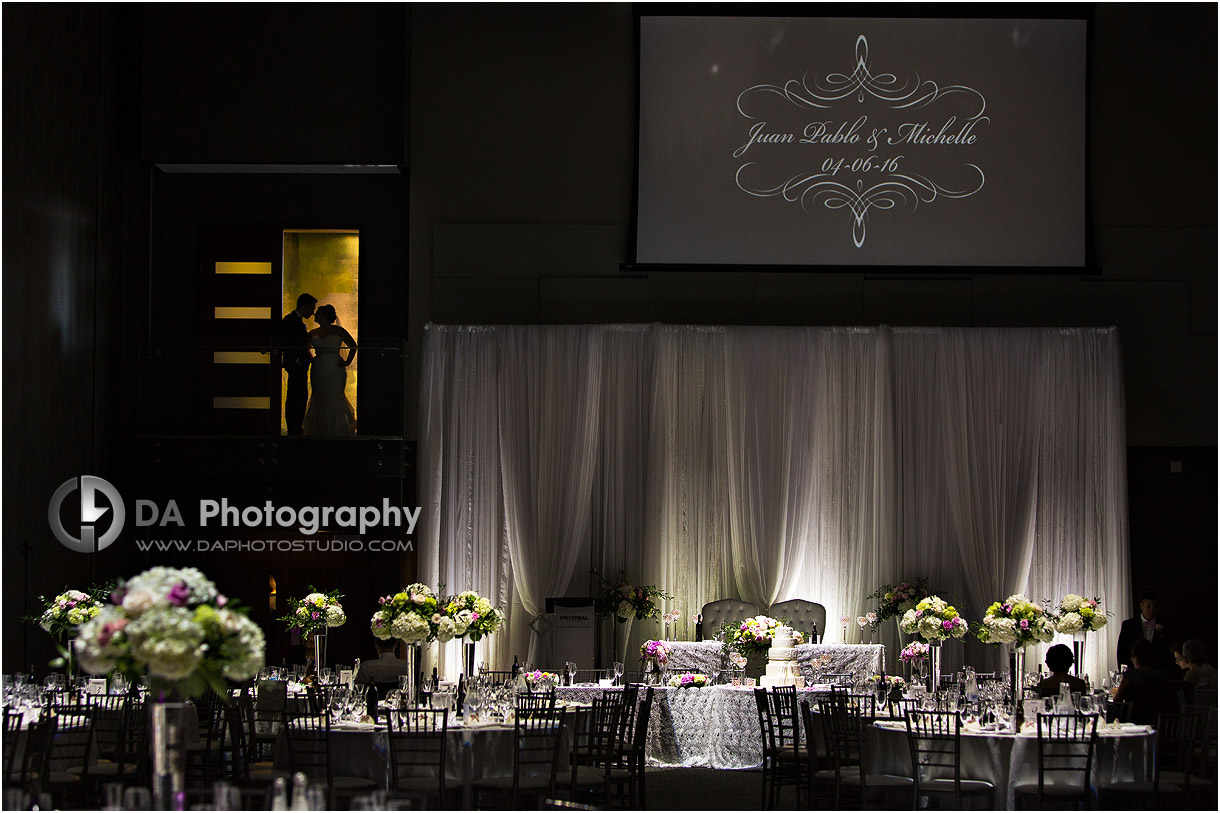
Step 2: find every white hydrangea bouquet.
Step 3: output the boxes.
[975,594,1055,647]
[36,588,106,640]
[1052,594,1108,634]
[444,591,503,643]
[279,586,346,639]
[74,566,265,698]
[371,583,441,644]
[899,595,969,642]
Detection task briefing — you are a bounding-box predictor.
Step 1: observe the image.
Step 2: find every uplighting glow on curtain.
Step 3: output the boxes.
[419,324,1128,681]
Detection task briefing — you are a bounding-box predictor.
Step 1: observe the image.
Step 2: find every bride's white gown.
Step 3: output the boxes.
[303,334,356,436]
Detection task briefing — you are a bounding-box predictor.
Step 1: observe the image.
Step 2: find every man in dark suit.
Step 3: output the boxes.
[1117,592,1172,671]
[279,293,317,435]
[355,638,412,715]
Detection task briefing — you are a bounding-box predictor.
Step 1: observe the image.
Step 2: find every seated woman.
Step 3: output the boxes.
[1113,639,1170,725]
[1036,643,1088,698]
[1180,638,1218,692]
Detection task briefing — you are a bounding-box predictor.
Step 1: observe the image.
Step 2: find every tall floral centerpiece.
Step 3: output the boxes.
[867,577,933,642]
[74,567,265,810]
[30,585,109,675]
[1052,594,1108,679]
[976,594,1055,701]
[278,586,346,678]
[371,583,442,701]
[444,591,504,676]
[724,615,804,680]
[899,596,968,692]
[593,569,673,663]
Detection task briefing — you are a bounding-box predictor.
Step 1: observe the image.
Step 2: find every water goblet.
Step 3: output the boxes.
[321,667,333,685]
[613,661,624,686]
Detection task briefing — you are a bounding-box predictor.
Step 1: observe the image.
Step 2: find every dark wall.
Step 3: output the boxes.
[2,4,147,674]
[142,3,407,164]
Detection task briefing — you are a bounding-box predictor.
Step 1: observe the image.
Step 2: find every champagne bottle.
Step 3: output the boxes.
[512,654,520,676]
[270,777,289,811]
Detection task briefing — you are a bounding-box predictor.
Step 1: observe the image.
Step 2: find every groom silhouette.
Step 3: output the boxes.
[279,293,317,435]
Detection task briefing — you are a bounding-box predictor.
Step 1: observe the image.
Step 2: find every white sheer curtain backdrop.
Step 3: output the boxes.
[497,326,603,664]
[419,323,1129,683]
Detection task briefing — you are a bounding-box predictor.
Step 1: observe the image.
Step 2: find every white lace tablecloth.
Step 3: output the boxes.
[555,685,828,769]
[868,720,1155,809]
[661,641,886,681]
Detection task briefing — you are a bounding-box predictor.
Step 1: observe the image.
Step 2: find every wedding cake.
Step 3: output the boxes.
[759,625,803,688]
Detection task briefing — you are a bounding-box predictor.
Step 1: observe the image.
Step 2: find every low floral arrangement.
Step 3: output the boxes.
[641,640,671,665]
[899,595,968,642]
[371,583,440,644]
[34,587,109,640]
[444,591,504,642]
[279,586,346,640]
[1052,594,1108,634]
[724,615,805,656]
[899,641,930,664]
[593,570,673,623]
[524,670,559,688]
[866,577,934,622]
[869,674,907,689]
[667,672,709,688]
[975,594,1055,647]
[74,566,265,698]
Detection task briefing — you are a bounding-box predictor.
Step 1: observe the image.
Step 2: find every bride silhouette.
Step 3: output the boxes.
[302,304,358,436]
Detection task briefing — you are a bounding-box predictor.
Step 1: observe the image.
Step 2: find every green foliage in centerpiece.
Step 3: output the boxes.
[443,590,504,642]
[865,577,935,622]
[593,570,673,623]
[975,594,1055,647]
[899,595,969,642]
[722,615,804,656]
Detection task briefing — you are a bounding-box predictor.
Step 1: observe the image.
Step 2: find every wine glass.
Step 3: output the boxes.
[613,661,624,686]
[321,667,333,685]
[565,661,577,687]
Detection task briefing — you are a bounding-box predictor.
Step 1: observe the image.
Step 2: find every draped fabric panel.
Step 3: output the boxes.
[419,323,1129,682]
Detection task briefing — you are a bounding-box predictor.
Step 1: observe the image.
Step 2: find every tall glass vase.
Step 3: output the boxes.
[1072,633,1087,680]
[151,700,189,811]
[463,640,477,678]
[1009,645,1027,702]
[313,629,328,679]
[928,640,943,694]
[403,643,418,704]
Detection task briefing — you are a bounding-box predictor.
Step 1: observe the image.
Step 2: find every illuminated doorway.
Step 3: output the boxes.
[281,229,359,434]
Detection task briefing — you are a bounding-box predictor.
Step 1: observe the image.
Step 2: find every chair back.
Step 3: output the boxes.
[818,692,873,773]
[1155,710,1205,790]
[628,687,655,764]
[16,714,57,792]
[478,670,517,686]
[47,700,93,778]
[904,710,965,794]
[386,707,448,798]
[517,689,557,718]
[700,599,759,638]
[282,708,332,783]
[223,698,253,782]
[3,707,24,781]
[1033,712,1098,799]
[574,691,629,769]
[768,599,827,643]
[511,708,567,802]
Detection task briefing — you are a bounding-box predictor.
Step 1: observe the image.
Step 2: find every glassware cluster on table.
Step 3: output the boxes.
[2,671,141,725]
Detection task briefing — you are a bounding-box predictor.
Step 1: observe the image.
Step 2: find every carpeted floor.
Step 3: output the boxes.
[641,767,804,811]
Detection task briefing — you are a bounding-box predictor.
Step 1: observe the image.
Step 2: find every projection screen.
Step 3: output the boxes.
[632,14,1089,269]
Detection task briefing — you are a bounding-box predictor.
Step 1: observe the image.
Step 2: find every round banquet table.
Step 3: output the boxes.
[867,719,1156,809]
[272,708,584,807]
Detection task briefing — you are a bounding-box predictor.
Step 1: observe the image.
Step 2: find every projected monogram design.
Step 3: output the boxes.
[734,36,988,249]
